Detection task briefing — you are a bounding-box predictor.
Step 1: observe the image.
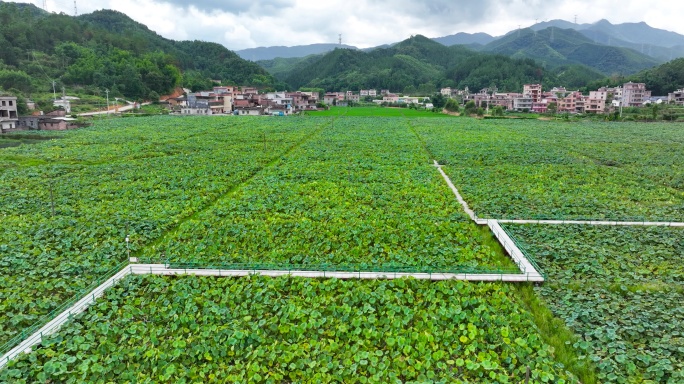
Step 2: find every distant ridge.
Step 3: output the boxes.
[237,44,359,61]
[432,32,496,46]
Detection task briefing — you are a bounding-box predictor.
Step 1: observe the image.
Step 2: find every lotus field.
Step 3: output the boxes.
[2,113,684,382]
[414,119,684,222]
[141,117,515,272]
[0,117,316,347]
[504,224,684,382]
[1,275,577,383]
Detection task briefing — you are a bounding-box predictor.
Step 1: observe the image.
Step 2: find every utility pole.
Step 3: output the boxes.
[52,81,56,101]
[105,89,110,115]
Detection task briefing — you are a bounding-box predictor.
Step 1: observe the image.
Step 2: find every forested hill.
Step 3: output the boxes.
[481,27,661,75]
[583,58,684,95]
[0,2,277,100]
[280,35,605,93]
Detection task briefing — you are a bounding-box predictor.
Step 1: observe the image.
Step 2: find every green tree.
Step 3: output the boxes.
[464,100,476,115]
[430,93,446,109]
[444,98,460,113]
[0,70,34,93]
[148,91,160,103]
[547,102,558,115]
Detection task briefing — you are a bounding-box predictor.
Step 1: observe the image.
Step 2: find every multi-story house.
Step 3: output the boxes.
[0,96,19,132]
[668,89,684,105]
[523,84,542,103]
[621,82,650,107]
[584,91,607,114]
[513,96,533,112]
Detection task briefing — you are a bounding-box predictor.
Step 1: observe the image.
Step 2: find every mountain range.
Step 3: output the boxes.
[238,19,684,66]
[1,1,683,101]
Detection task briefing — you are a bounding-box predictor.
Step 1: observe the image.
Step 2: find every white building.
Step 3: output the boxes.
[53,99,71,114]
[0,96,19,131]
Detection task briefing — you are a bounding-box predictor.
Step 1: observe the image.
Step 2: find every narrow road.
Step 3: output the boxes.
[78,102,151,117]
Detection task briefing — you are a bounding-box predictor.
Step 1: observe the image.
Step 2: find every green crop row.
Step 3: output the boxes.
[1,275,578,383]
[413,119,684,222]
[504,224,684,383]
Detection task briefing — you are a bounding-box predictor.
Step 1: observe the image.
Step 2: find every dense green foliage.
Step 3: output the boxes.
[0,117,314,347]
[141,117,515,272]
[482,28,661,76]
[278,35,602,93]
[414,119,684,221]
[505,225,684,382]
[0,3,276,99]
[584,58,684,96]
[257,54,326,81]
[1,275,578,383]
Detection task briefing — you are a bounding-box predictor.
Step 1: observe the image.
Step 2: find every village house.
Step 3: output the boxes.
[523,84,542,103]
[584,91,608,114]
[235,106,266,116]
[346,93,361,103]
[557,91,584,113]
[53,98,72,114]
[489,93,516,110]
[513,96,533,112]
[621,82,650,107]
[668,89,684,105]
[0,96,19,132]
[286,92,318,111]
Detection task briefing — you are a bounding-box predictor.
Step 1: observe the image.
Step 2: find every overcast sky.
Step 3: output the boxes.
[14,0,684,51]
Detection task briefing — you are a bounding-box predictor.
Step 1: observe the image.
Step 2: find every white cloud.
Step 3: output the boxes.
[13,0,684,50]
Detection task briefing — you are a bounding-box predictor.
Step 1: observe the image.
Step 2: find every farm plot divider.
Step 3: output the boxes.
[0,262,129,370]
[0,250,545,370]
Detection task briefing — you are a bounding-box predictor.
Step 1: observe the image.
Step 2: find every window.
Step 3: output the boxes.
[1,101,5,106]
[9,101,13,106]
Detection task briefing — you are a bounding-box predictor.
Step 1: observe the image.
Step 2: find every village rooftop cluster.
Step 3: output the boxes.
[2,83,684,133]
[164,82,683,117]
[449,82,682,114]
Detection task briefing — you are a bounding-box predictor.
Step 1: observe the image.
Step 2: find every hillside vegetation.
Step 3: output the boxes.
[482,28,661,75]
[276,35,604,93]
[0,2,277,100]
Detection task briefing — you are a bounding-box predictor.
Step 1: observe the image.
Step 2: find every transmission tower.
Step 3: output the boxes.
[74,0,77,16]
[42,0,47,11]
[339,34,342,46]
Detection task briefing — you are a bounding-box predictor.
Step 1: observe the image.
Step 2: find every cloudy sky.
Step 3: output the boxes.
[13,0,684,50]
